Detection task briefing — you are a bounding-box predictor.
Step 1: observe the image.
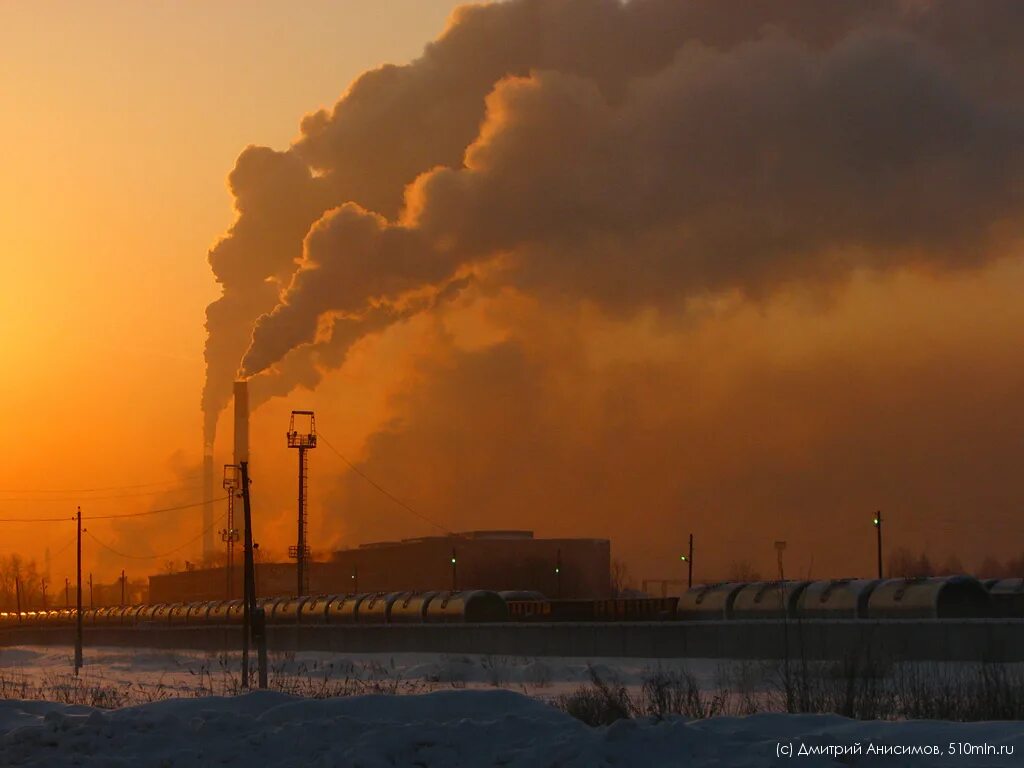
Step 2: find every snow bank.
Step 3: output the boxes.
[2,690,1023,767]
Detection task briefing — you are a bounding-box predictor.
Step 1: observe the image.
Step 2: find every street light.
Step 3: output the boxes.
[555,548,563,598]
[873,510,883,579]
[681,533,694,588]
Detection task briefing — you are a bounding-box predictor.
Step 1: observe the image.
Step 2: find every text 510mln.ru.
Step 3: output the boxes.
[775,742,1014,758]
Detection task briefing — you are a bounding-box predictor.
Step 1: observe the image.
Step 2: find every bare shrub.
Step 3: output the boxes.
[554,666,633,726]
[640,667,727,720]
[893,662,1024,721]
[479,655,512,688]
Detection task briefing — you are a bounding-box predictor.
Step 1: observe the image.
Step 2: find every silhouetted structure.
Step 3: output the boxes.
[149,531,611,602]
[286,410,316,596]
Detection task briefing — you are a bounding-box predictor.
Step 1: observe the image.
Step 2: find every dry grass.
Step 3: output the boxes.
[7,648,1024,722]
[554,656,1024,725]
[0,652,429,708]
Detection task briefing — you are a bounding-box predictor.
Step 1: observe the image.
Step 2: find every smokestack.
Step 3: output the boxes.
[202,453,214,561]
[233,380,250,547]
[233,380,249,465]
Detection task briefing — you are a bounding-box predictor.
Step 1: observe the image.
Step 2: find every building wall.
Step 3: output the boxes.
[330,536,611,598]
[148,535,612,603]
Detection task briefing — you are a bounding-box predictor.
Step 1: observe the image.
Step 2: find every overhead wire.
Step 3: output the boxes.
[51,532,79,557]
[86,497,228,521]
[0,514,75,523]
[0,475,203,494]
[0,496,227,524]
[84,513,227,561]
[317,430,451,534]
[0,483,206,503]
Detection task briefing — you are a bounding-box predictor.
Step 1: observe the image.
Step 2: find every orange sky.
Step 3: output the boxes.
[2,1,1023,592]
[0,1,465,586]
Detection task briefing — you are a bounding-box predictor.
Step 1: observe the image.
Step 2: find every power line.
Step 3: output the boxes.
[0,514,75,523]
[0,475,202,494]
[0,483,206,503]
[0,496,227,524]
[51,532,79,557]
[87,497,228,521]
[85,513,227,560]
[317,431,451,534]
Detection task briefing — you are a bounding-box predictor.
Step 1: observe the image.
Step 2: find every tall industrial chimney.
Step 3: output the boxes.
[233,380,250,546]
[233,380,249,465]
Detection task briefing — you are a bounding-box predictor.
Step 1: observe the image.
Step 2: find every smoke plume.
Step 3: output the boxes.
[201,1,1024,573]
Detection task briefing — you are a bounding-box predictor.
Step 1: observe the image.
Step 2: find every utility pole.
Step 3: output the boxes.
[14,577,21,619]
[65,577,69,609]
[239,460,266,689]
[89,573,93,609]
[555,548,562,599]
[120,570,126,606]
[680,533,694,588]
[451,548,457,592]
[222,464,241,599]
[688,533,694,588]
[75,506,83,675]
[240,462,252,688]
[873,510,883,579]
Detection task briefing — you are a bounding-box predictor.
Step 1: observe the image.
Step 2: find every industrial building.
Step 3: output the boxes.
[149,530,611,603]
[330,530,610,597]
[167,382,614,604]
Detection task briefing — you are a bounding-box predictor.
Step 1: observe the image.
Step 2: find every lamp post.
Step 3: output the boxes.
[680,533,694,588]
[556,549,563,598]
[873,511,883,579]
[75,506,83,674]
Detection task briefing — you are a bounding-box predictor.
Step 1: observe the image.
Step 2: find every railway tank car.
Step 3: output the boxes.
[6,577,1024,633]
[269,597,308,624]
[425,591,507,622]
[326,593,367,623]
[390,592,441,623]
[360,592,406,622]
[865,576,990,619]
[795,579,880,619]
[987,578,1024,618]
[731,581,810,620]
[677,582,745,620]
[299,595,334,623]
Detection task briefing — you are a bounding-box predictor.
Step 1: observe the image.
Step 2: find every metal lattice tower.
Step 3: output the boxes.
[287,410,316,596]
[221,464,241,598]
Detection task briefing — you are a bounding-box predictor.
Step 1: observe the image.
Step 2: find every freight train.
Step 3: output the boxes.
[1,576,1020,630]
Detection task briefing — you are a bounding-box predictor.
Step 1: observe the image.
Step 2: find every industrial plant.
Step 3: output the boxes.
[9,375,1022,666]
[151,530,610,603]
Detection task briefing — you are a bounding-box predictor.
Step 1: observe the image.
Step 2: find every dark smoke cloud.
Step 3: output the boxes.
[199,0,1024,581]
[202,147,329,444]
[203,0,1024,428]
[241,27,1023,375]
[247,275,472,410]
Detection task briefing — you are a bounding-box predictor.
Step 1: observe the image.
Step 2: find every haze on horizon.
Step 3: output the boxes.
[2,0,1023,592]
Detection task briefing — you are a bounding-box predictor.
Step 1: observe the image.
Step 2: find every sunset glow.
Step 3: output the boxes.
[2,0,1023,598]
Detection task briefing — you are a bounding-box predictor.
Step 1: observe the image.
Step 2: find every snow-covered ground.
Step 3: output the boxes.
[3,689,1023,766]
[0,645,732,701]
[2,647,1023,766]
